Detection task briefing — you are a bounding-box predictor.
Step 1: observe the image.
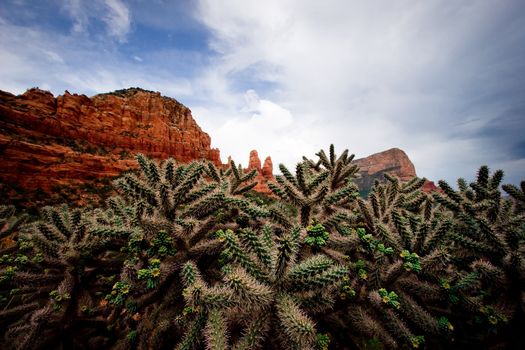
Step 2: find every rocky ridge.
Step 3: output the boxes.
[0,88,221,206]
[0,87,432,208]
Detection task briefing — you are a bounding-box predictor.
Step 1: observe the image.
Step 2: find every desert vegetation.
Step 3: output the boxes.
[0,145,523,349]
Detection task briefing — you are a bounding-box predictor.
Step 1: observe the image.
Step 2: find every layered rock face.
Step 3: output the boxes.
[0,88,221,206]
[353,148,439,193]
[245,150,275,195]
[0,86,435,207]
[353,148,417,191]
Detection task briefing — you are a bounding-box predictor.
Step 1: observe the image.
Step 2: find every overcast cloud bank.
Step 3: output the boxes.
[0,0,524,185]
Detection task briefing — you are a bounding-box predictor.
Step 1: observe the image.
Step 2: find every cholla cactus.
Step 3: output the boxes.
[103,155,271,348]
[228,226,346,349]
[269,145,358,261]
[1,148,524,349]
[0,205,125,349]
[325,175,454,349]
[502,181,525,214]
[111,154,266,282]
[222,159,259,196]
[0,206,28,253]
[179,227,348,349]
[433,167,525,346]
[269,145,360,242]
[303,144,359,191]
[268,162,330,227]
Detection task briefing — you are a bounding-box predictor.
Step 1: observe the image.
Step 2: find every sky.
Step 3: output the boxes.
[1,0,524,185]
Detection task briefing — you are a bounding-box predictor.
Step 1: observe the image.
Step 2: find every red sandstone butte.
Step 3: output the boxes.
[247,150,262,174]
[0,86,438,206]
[353,148,440,193]
[262,156,273,179]
[0,87,222,204]
[353,148,417,190]
[244,150,274,195]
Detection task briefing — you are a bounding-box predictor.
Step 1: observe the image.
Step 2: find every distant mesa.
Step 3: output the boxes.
[353,148,416,191]
[0,87,437,207]
[353,148,440,194]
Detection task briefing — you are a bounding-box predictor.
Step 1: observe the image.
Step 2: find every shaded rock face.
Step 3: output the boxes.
[0,88,221,206]
[353,148,417,191]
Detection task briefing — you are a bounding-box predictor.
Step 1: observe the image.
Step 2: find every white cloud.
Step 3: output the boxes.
[0,0,523,185]
[192,0,525,183]
[61,0,131,41]
[102,0,131,42]
[194,90,320,167]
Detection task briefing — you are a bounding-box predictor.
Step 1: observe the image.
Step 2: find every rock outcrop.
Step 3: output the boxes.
[243,150,274,195]
[0,87,221,206]
[421,180,442,193]
[241,148,431,196]
[353,148,417,191]
[247,150,262,174]
[352,148,441,193]
[262,156,273,179]
[0,87,437,208]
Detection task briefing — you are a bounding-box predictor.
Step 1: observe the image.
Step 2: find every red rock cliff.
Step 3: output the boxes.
[0,87,221,206]
[247,150,262,174]
[353,148,417,190]
[242,150,274,195]
[262,157,273,179]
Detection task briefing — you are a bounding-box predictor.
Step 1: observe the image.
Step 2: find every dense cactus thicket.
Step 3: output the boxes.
[1,146,524,349]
